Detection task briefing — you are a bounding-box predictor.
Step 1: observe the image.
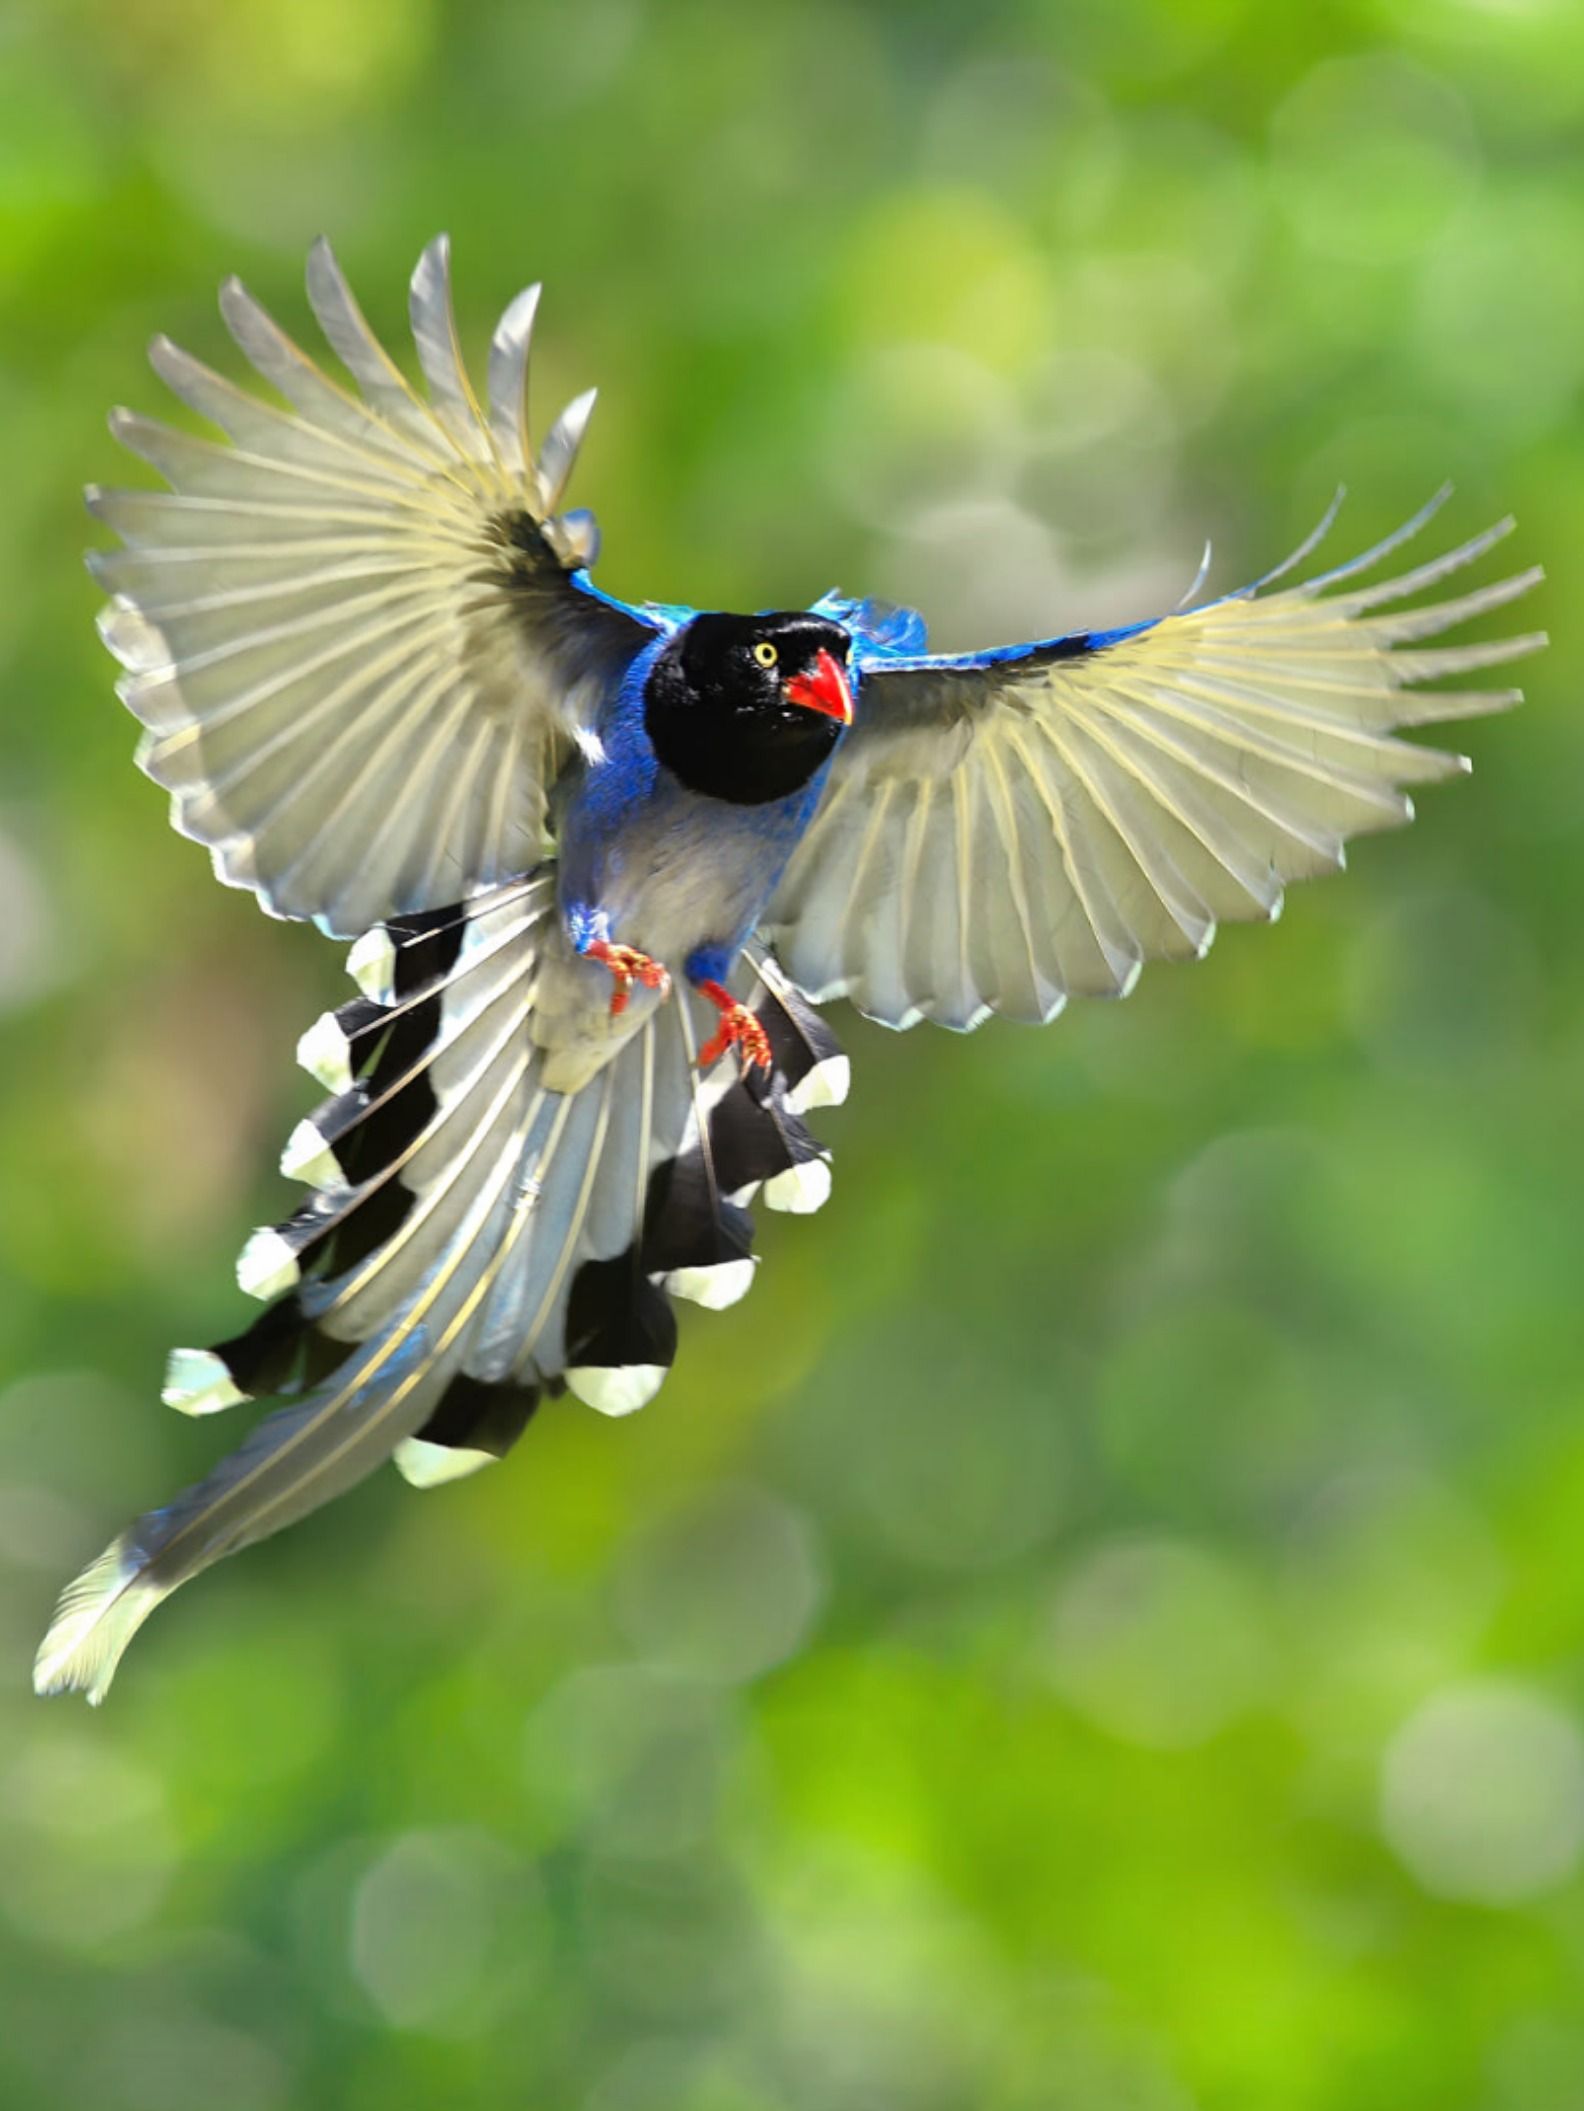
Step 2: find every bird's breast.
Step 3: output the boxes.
[585,779,810,963]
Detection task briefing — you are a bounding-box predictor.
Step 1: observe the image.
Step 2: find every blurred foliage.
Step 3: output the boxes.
[0,0,1581,2105]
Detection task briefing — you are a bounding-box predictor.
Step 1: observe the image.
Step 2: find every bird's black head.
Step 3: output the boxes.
[644,610,855,806]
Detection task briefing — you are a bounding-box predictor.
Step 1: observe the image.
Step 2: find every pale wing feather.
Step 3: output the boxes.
[93,235,653,937]
[768,497,1544,1027]
[486,284,542,480]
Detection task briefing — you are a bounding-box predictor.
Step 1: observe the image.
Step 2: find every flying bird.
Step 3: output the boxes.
[36,237,1544,1701]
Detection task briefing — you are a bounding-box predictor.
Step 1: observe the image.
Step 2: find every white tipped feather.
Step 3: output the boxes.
[347,926,395,1001]
[763,1157,832,1215]
[785,1053,850,1115]
[280,1117,343,1187]
[236,1225,301,1300]
[566,1362,668,1417]
[162,1347,246,1417]
[661,1258,758,1311]
[297,1008,353,1092]
[392,1437,497,1488]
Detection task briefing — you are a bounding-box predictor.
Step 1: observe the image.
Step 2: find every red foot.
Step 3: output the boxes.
[696,979,772,1073]
[586,939,669,1017]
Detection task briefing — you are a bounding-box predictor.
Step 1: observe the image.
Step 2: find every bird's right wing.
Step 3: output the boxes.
[92,235,660,937]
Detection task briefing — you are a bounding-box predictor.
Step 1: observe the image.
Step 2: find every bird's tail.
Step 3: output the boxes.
[34,874,847,1702]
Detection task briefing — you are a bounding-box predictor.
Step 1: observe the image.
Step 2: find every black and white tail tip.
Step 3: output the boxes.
[35,887,847,1702]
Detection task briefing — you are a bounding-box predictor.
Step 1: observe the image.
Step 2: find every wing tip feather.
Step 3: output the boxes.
[410,232,454,307]
[498,281,543,334]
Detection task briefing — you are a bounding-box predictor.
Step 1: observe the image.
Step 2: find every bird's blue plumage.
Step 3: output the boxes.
[556,614,844,992]
[567,564,669,635]
[551,578,1153,1015]
[41,233,1536,1708]
[808,590,930,659]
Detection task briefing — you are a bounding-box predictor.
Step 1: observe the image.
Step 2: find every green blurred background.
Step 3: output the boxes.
[1,0,1581,2104]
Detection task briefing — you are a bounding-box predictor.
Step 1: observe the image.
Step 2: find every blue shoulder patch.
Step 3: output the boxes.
[808,589,930,661]
[632,595,700,633]
[568,569,685,636]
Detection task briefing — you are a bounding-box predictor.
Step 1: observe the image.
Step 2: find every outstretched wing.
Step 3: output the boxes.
[92,235,659,937]
[769,492,1544,1028]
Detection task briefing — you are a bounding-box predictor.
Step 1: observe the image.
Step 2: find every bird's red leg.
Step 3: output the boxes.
[585,938,670,1018]
[695,979,772,1073]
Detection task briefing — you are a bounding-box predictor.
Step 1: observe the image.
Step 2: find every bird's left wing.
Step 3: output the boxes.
[768,493,1544,1028]
[93,235,660,937]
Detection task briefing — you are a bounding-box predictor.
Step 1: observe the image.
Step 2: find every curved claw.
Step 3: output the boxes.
[696,981,772,1073]
[586,939,669,1017]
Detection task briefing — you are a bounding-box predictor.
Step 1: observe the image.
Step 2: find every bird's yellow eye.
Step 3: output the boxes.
[752,640,778,668]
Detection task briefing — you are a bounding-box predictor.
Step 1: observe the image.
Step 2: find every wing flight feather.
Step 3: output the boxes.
[92,235,656,937]
[769,494,1544,1027]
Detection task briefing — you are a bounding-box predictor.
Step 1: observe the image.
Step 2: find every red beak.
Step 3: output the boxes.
[785,647,854,726]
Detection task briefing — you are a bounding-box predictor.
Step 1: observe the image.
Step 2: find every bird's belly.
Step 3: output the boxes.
[537,782,810,1093]
[592,802,784,968]
[530,834,765,1096]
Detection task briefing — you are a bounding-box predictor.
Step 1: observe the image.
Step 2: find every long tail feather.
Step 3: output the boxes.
[37,896,847,1700]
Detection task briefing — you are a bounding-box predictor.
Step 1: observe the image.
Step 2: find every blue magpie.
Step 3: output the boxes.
[36,237,1545,1700]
